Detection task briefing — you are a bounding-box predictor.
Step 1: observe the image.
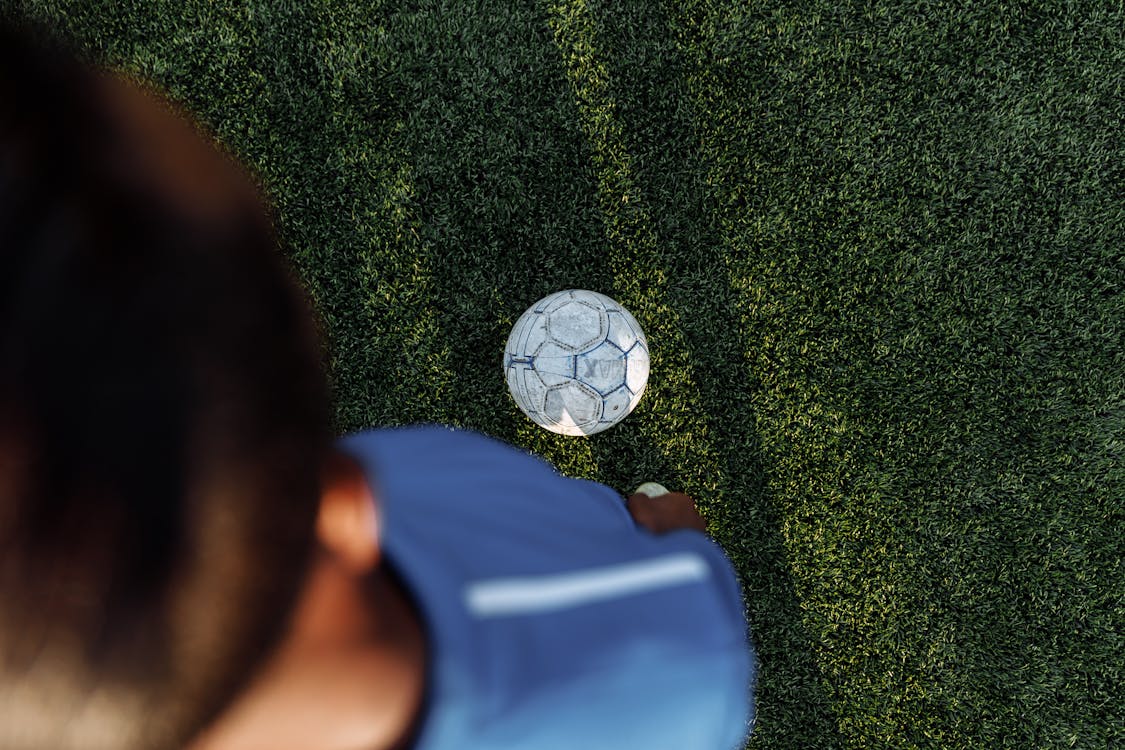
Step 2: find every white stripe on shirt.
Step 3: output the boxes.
[464,552,711,618]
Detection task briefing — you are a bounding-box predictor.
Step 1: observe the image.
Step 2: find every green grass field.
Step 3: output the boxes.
[16,0,1123,747]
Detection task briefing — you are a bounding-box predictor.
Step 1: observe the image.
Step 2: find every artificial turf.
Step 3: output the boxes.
[13,0,1123,747]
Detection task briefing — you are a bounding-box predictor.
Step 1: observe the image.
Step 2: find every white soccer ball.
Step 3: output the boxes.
[504,289,649,436]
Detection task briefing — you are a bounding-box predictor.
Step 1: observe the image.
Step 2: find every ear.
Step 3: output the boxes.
[317,451,381,573]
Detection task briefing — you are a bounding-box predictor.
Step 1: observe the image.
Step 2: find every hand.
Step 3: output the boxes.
[625,491,707,534]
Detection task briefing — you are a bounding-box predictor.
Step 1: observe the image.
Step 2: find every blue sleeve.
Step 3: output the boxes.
[339,426,755,750]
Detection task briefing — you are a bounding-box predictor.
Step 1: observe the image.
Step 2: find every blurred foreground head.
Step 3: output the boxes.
[0,20,331,750]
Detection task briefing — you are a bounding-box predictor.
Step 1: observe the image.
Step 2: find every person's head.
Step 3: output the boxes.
[0,20,333,749]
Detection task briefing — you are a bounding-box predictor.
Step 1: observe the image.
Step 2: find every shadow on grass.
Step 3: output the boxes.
[239,2,470,433]
[367,0,627,473]
[545,0,847,747]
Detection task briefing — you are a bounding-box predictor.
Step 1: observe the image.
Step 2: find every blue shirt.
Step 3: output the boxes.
[341,426,755,750]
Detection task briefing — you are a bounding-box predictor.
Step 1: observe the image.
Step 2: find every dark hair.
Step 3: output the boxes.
[0,20,331,749]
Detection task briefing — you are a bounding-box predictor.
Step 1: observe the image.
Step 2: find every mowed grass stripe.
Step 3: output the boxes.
[666,4,918,744]
[362,0,615,476]
[246,3,461,431]
[372,161,457,421]
[557,1,851,746]
[546,0,727,504]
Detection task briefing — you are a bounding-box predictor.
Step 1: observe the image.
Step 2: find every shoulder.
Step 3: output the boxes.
[340,425,553,478]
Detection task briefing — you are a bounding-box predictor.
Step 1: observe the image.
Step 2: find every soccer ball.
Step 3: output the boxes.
[504,289,649,436]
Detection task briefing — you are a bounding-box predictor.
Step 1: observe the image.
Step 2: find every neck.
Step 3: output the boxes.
[190,555,427,750]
